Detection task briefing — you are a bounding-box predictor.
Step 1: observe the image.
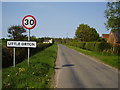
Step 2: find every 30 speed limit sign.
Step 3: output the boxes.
[22,15,36,29]
[22,15,37,65]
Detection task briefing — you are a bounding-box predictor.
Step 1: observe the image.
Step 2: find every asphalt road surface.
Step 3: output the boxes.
[55,44,118,88]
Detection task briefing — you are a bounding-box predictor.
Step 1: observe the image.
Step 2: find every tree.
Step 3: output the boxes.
[30,36,40,42]
[75,24,100,42]
[39,37,44,43]
[8,25,26,40]
[104,2,120,30]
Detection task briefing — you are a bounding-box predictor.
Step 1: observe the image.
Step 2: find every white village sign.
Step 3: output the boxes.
[7,41,36,48]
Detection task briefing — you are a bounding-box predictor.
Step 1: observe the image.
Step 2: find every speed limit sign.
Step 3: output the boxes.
[22,15,36,29]
[22,15,37,65]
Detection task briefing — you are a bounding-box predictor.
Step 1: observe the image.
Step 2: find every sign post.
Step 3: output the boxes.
[22,15,36,65]
[28,29,30,65]
[13,48,15,67]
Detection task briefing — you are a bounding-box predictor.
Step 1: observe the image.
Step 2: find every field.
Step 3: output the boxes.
[2,44,58,88]
[67,45,119,69]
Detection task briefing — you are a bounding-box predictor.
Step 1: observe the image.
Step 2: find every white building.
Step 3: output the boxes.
[43,39,52,43]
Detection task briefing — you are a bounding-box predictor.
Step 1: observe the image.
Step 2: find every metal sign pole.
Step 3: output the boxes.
[28,29,30,65]
[13,48,15,67]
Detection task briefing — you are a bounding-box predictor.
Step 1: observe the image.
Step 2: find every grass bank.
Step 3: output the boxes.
[2,44,58,88]
[67,45,119,69]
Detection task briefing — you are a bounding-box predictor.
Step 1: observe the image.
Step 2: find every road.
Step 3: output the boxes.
[55,44,118,88]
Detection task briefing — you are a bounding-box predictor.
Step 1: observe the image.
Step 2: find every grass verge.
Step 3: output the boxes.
[2,44,58,88]
[67,45,119,70]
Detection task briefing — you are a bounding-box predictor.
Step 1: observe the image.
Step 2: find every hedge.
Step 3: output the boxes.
[2,43,53,68]
[84,42,96,51]
[68,42,119,54]
[76,42,86,49]
[94,42,112,52]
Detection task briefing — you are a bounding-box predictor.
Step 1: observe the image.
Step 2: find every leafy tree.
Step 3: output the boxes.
[31,36,37,41]
[75,24,100,42]
[104,2,120,30]
[30,36,41,42]
[8,25,26,40]
[39,37,44,43]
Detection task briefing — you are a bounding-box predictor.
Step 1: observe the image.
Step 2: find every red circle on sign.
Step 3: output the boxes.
[22,15,36,29]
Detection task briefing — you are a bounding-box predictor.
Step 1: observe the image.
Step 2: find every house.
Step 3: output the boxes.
[43,39,53,43]
[101,29,120,45]
[107,30,120,44]
[101,34,109,40]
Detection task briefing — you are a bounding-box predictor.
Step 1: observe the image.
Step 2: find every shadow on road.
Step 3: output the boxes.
[54,64,74,70]
[62,64,74,67]
[54,67,62,69]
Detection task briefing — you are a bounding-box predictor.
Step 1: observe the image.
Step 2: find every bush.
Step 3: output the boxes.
[77,42,86,49]
[68,42,85,49]
[2,46,13,67]
[73,42,78,47]
[84,42,96,51]
[68,42,74,46]
[68,42,77,47]
[94,42,112,52]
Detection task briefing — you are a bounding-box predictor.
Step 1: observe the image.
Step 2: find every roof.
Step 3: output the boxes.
[102,34,109,39]
[43,40,50,42]
[107,29,120,43]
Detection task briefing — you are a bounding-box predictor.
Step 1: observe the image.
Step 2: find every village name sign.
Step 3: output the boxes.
[7,41,36,48]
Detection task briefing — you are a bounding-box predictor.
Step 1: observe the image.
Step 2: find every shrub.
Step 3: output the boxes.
[68,42,74,46]
[77,42,86,49]
[84,42,96,51]
[73,42,78,47]
[94,42,112,52]
[2,46,13,67]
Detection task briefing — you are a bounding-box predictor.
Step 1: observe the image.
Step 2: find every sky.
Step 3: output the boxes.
[2,2,110,38]
[1,0,114,2]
